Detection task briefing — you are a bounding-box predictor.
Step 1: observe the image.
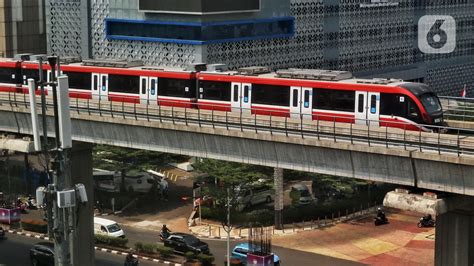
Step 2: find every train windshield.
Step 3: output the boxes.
[420,93,442,114]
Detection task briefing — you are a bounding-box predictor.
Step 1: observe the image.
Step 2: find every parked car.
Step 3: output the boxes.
[232,243,281,266]
[94,217,125,238]
[236,185,273,210]
[93,169,120,192]
[0,226,5,239]
[290,183,313,205]
[163,233,210,254]
[30,242,54,266]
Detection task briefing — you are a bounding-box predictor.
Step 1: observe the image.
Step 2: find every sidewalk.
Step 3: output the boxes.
[272,210,435,265]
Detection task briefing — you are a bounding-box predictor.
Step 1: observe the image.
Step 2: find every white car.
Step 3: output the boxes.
[94,217,125,238]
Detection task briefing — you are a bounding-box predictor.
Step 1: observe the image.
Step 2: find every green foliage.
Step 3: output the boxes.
[94,234,128,248]
[134,242,144,252]
[142,243,158,254]
[289,189,301,206]
[197,253,215,266]
[201,207,273,227]
[93,145,187,172]
[185,251,196,261]
[21,219,47,234]
[194,159,270,186]
[156,245,174,258]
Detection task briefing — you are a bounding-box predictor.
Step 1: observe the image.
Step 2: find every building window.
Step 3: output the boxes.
[105,17,295,45]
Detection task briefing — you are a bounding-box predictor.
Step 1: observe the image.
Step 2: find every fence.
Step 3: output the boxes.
[197,202,380,238]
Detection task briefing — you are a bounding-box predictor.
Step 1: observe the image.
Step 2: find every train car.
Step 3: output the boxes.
[196,67,444,130]
[19,58,197,108]
[0,59,24,93]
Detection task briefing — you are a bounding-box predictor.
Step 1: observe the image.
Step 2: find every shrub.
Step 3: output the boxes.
[156,245,174,258]
[185,251,196,261]
[94,234,128,248]
[134,242,144,252]
[142,243,158,254]
[197,253,215,266]
[21,219,47,234]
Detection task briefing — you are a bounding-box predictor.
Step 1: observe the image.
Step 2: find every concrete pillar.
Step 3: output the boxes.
[70,142,94,266]
[274,168,284,230]
[435,202,474,266]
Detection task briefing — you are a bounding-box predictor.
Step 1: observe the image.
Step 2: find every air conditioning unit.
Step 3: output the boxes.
[57,190,76,208]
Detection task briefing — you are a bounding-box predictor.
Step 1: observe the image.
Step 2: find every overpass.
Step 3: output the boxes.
[0,92,473,265]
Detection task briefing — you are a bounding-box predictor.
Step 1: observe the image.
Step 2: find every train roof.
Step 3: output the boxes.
[199,67,408,88]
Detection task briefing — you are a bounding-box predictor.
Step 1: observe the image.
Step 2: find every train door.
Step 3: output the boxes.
[92,73,108,100]
[139,77,158,105]
[355,91,380,126]
[231,82,241,112]
[231,82,252,114]
[290,87,312,119]
[355,91,367,125]
[367,92,380,127]
[241,83,252,114]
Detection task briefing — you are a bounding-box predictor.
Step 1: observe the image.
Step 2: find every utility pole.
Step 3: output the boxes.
[222,187,232,266]
[35,56,76,266]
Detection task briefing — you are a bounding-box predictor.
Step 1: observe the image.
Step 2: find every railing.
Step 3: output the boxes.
[440,96,474,122]
[1,92,474,157]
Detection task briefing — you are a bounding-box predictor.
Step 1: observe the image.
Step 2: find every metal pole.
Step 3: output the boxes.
[227,187,231,266]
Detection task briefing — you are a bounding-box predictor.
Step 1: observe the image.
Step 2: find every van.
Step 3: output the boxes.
[236,185,273,211]
[290,183,313,205]
[93,169,120,192]
[123,172,156,193]
[94,217,125,238]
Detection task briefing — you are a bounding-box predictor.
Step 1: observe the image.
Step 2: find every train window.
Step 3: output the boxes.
[252,84,290,107]
[420,93,442,113]
[108,74,139,94]
[233,85,239,102]
[244,85,249,103]
[370,95,377,114]
[150,79,157,95]
[93,75,98,90]
[358,94,364,113]
[0,67,18,84]
[158,78,196,98]
[408,99,420,119]
[141,78,147,94]
[292,89,298,107]
[199,81,231,101]
[380,94,406,116]
[63,71,92,90]
[22,69,46,84]
[314,88,355,112]
[304,90,310,107]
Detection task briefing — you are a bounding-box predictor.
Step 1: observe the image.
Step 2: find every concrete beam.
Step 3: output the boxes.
[0,137,35,153]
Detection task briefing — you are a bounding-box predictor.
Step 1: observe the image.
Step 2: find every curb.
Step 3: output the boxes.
[7,229,182,266]
[189,230,243,240]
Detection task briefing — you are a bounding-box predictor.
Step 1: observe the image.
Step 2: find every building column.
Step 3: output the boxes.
[274,168,284,230]
[435,199,474,266]
[70,142,94,266]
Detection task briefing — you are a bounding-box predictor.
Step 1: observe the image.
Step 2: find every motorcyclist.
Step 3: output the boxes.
[124,252,139,266]
[376,208,386,221]
[161,224,171,239]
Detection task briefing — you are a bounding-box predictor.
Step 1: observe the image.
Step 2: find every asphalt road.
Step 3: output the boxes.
[122,225,362,266]
[0,233,162,266]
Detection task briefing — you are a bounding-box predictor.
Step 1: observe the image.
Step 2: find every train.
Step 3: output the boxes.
[0,56,444,131]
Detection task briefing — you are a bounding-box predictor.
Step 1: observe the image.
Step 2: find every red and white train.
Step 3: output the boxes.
[0,58,444,131]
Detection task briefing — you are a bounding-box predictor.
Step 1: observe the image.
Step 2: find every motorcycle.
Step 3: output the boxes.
[124,253,139,266]
[417,217,435,228]
[159,230,170,242]
[374,215,389,226]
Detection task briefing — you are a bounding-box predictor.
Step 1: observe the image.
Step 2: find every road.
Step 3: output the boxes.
[0,233,162,266]
[122,225,361,266]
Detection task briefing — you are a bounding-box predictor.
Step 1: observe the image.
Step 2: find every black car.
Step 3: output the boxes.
[163,233,210,254]
[30,242,54,266]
